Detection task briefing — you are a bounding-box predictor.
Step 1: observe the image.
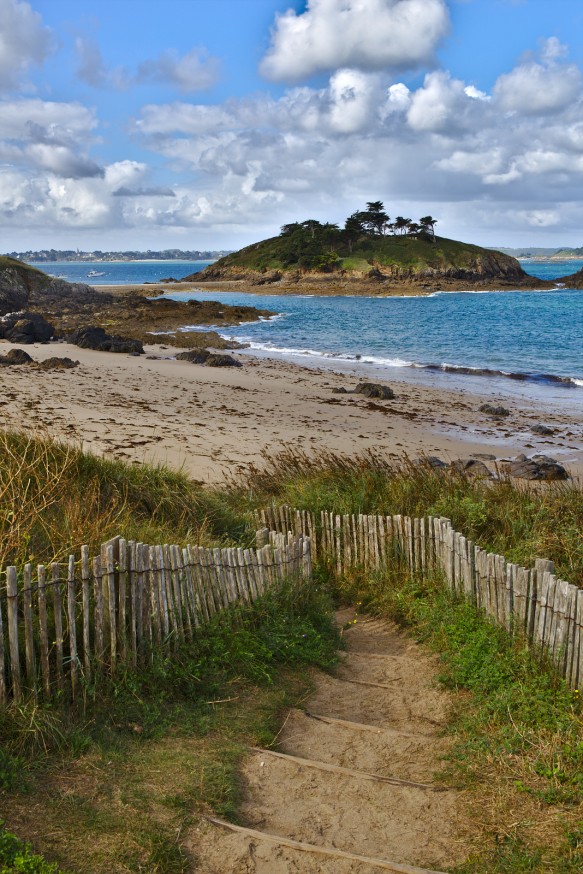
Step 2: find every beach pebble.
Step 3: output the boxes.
[531,424,555,436]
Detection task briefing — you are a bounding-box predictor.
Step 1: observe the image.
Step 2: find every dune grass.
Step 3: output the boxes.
[227,447,583,585]
[0,429,248,569]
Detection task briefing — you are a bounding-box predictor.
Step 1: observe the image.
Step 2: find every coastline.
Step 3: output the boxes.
[97,276,555,298]
[1,338,581,484]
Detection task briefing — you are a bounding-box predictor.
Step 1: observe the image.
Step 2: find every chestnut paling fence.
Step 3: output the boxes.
[0,502,581,704]
[0,530,311,704]
[256,505,583,691]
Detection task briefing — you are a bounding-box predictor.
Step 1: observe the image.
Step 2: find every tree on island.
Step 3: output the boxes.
[278,203,439,265]
[419,216,437,242]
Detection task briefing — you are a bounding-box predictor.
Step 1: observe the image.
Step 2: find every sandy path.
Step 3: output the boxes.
[0,339,581,484]
[190,608,466,873]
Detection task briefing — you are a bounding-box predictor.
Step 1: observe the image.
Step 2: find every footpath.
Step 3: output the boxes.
[190,608,466,873]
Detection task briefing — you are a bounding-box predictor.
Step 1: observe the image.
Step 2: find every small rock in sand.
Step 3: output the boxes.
[354,382,395,400]
[412,456,448,469]
[451,458,493,478]
[206,353,242,368]
[0,348,33,365]
[479,403,510,417]
[531,424,555,436]
[34,357,79,371]
[176,349,211,363]
[504,454,568,481]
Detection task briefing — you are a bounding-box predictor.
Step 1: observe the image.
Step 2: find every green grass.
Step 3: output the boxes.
[0,822,59,873]
[0,577,339,871]
[0,429,248,567]
[228,448,583,585]
[211,228,517,276]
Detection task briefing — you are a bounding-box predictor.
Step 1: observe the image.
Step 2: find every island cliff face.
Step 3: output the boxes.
[186,232,548,294]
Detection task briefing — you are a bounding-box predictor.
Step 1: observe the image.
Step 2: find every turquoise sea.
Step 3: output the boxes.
[32,258,583,404]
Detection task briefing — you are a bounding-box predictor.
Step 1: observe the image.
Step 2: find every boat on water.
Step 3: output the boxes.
[87,270,106,277]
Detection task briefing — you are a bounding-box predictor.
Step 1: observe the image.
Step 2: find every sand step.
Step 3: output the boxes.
[277,710,450,782]
[205,817,449,874]
[240,748,461,866]
[306,674,446,731]
[251,747,438,790]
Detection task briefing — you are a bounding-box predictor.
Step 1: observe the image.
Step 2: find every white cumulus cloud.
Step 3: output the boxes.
[494,38,581,115]
[260,0,449,82]
[0,0,53,91]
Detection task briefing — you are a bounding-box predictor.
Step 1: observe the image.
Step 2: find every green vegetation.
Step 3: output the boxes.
[0,429,247,569]
[0,824,58,873]
[230,448,583,585]
[331,564,583,872]
[0,256,47,281]
[206,201,522,277]
[0,574,338,872]
[1,435,583,871]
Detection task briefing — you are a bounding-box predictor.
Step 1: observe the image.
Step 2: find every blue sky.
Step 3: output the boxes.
[1,0,583,250]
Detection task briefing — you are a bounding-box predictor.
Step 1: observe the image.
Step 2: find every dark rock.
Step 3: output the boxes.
[505,454,568,481]
[0,348,33,365]
[412,456,448,469]
[479,403,510,417]
[450,458,493,478]
[354,382,395,400]
[471,453,497,461]
[531,424,555,436]
[0,311,55,343]
[35,357,78,371]
[67,326,144,354]
[176,349,211,364]
[332,387,348,394]
[206,353,242,368]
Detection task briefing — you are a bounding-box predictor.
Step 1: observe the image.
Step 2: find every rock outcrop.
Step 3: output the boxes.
[67,327,144,355]
[0,311,55,343]
[502,454,568,481]
[556,267,583,288]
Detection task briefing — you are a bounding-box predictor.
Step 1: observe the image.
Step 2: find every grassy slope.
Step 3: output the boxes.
[0,255,48,283]
[211,232,520,275]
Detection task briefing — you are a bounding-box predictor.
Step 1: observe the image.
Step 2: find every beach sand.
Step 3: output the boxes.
[1,339,582,484]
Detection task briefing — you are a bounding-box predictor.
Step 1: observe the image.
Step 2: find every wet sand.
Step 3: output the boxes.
[1,339,581,484]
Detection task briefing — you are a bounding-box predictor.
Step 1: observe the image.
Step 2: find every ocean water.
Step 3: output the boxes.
[30,257,583,405]
[29,260,211,285]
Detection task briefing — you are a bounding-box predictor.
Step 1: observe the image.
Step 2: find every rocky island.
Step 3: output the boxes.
[185,204,553,296]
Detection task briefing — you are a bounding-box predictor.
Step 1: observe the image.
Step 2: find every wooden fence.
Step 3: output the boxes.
[256,505,583,691]
[0,530,311,704]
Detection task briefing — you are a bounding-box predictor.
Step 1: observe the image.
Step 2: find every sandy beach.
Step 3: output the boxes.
[1,338,581,484]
